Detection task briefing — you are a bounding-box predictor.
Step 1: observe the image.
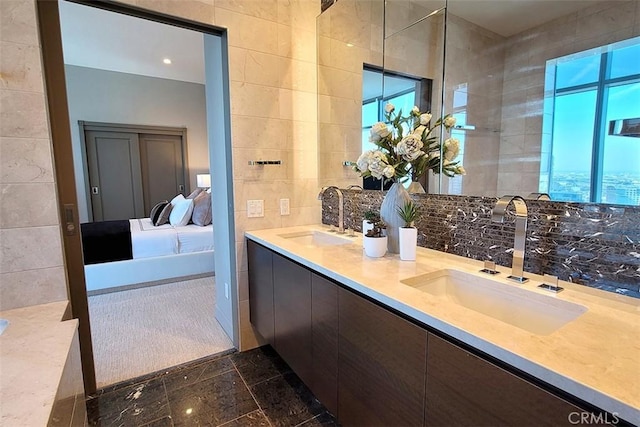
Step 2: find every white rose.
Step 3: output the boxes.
[356,150,373,171]
[369,122,390,142]
[385,103,395,114]
[444,137,460,161]
[411,106,420,116]
[382,165,395,178]
[443,116,457,128]
[367,151,389,179]
[412,125,426,136]
[419,113,432,125]
[396,134,425,161]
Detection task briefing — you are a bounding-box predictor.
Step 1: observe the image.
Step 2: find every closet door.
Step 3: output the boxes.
[85,130,144,221]
[139,133,186,212]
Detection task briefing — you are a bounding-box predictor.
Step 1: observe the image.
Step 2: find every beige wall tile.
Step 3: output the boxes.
[0,226,63,273]
[230,81,281,118]
[0,90,50,138]
[0,267,67,311]
[277,0,318,30]
[0,42,44,92]
[217,0,278,22]
[0,137,54,183]
[231,116,292,149]
[0,0,39,45]
[279,58,317,93]
[233,48,284,87]
[0,183,59,228]
[215,7,278,54]
[277,25,316,62]
[278,88,317,121]
[136,0,215,24]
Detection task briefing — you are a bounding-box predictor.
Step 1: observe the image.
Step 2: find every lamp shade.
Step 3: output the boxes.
[196,174,211,188]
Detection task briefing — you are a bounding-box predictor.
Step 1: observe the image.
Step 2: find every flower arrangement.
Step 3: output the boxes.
[355,103,466,183]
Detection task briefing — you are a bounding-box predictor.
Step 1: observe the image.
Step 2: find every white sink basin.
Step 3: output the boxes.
[401,269,587,335]
[278,230,353,247]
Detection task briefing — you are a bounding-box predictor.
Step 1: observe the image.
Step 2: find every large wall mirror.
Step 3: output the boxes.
[317,0,640,206]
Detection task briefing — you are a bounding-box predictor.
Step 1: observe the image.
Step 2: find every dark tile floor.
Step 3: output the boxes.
[86,346,340,427]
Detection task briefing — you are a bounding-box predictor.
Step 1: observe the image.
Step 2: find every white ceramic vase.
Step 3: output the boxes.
[399,227,418,261]
[362,219,374,235]
[380,182,411,254]
[407,181,426,194]
[363,235,387,258]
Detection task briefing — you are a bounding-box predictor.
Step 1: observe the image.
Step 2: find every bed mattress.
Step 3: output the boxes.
[129,218,214,259]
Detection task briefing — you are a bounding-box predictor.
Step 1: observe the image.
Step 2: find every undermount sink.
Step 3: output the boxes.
[401,269,587,335]
[278,230,353,247]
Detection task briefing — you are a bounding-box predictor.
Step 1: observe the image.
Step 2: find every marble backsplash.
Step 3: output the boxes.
[321,189,640,298]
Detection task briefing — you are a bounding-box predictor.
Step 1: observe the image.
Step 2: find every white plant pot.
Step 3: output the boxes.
[363,235,387,258]
[362,220,374,235]
[399,227,417,261]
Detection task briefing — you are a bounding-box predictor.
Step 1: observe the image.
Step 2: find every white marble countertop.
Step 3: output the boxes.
[246,224,640,424]
[0,301,78,426]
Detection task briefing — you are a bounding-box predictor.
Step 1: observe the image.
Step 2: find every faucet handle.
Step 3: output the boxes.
[480,260,500,275]
[538,274,564,293]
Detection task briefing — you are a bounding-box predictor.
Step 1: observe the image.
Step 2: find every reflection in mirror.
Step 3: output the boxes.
[318,0,640,206]
[361,66,433,190]
[443,0,640,205]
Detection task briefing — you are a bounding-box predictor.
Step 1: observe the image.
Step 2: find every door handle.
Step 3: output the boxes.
[92,186,99,195]
[63,204,77,236]
[178,184,184,192]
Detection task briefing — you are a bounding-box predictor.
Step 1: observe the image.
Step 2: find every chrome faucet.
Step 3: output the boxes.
[492,195,529,283]
[525,192,551,201]
[318,186,345,233]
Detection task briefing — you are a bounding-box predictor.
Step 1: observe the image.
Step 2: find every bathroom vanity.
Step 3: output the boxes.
[246,225,639,426]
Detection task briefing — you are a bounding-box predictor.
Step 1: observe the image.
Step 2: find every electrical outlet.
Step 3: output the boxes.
[280,198,290,215]
[224,282,230,299]
[247,199,264,218]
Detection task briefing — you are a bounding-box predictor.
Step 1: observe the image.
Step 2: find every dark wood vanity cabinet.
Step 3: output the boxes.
[426,333,589,427]
[310,274,339,415]
[247,240,274,345]
[247,241,339,413]
[247,241,621,427]
[338,288,428,427]
[272,253,313,386]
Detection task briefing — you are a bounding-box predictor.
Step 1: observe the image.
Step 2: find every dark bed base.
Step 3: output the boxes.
[81,220,132,265]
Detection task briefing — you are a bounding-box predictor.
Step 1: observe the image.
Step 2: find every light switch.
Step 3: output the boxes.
[247,199,264,218]
[280,198,290,215]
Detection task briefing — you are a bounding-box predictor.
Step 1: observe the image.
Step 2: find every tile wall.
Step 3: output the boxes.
[322,189,640,298]
[0,0,68,311]
[1,0,322,350]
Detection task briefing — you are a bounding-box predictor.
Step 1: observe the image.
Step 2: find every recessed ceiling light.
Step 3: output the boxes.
[346,43,354,48]
[163,58,172,65]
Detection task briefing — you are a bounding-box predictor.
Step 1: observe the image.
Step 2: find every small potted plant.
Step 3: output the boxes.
[397,200,419,261]
[363,218,387,258]
[363,209,379,235]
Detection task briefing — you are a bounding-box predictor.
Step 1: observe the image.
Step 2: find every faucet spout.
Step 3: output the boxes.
[318,186,345,233]
[492,195,528,283]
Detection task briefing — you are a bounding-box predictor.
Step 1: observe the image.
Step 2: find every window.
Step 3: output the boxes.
[541,37,640,205]
[361,67,421,153]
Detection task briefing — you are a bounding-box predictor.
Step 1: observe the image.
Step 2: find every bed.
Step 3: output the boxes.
[81,218,214,293]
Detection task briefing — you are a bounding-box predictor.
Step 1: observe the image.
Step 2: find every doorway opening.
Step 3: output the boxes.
[38,0,238,392]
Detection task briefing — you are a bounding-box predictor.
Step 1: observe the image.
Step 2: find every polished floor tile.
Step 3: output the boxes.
[86,346,339,427]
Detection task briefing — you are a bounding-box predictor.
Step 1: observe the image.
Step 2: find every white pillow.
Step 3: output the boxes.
[206,187,211,194]
[170,194,185,206]
[169,197,194,226]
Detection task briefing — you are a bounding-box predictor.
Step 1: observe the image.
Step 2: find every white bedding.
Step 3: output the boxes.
[129,218,213,259]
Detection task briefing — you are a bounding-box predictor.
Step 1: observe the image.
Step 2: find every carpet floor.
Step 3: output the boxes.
[88,276,234,388]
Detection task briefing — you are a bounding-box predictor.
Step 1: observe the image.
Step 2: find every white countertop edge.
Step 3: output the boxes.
[0,301,78,426]
[245,232,639,424]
